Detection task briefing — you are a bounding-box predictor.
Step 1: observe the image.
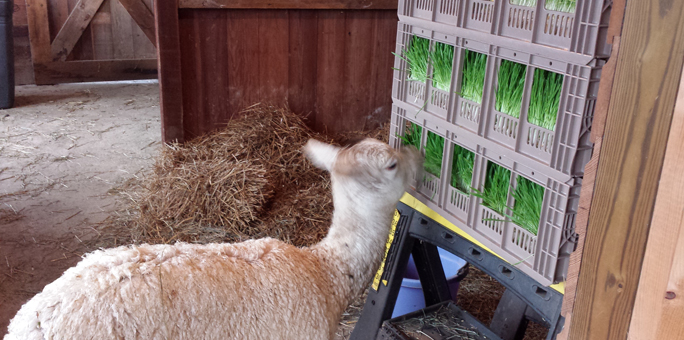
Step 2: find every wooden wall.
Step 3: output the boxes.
[173,9,397,140]
[14,0,34,85]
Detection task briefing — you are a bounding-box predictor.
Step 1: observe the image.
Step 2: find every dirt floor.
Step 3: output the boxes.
[0,81,161,335]
[0,81,547,339]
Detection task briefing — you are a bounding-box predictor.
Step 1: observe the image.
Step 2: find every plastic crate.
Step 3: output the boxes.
[390,111,581,285]
[397,0,612,57]
[392,29,603,177]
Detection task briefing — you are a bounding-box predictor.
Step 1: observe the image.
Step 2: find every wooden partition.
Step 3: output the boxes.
[155,0,399,143]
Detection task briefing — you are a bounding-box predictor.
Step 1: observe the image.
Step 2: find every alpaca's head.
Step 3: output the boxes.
[304,138,421,207]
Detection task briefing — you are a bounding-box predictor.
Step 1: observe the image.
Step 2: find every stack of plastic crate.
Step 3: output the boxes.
[388,0,612,286]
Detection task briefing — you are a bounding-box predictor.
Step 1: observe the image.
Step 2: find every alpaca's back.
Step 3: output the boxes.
[6,240,344,340]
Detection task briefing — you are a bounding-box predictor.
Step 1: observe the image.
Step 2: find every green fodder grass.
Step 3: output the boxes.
[545,0,576,13]
[431,42,455,92]
[473,162,511,215]
[400,122,422,150]
[424,131,445,178]
[460,49,488,104]
[509,177,544,235]
[528,68,563,131]
[450,144,475,193]
[495,60,527,118]
[509,0,537,7]
[397,36,430,83]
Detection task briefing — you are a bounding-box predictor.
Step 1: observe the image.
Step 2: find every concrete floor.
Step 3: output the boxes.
[0,81,161,335]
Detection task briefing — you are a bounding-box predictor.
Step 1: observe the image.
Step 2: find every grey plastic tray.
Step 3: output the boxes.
[392,23,604,178]
[390,105,581,285]
[397,0,612,57]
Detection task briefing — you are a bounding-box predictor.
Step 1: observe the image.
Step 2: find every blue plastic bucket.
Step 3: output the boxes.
[391,247,468,318]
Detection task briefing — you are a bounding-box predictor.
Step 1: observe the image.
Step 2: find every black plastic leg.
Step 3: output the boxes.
[411,240,451,306]
[490,289,530,340]
[349,207,416,340]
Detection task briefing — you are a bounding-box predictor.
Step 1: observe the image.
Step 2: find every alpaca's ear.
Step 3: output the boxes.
[303,139,340,172]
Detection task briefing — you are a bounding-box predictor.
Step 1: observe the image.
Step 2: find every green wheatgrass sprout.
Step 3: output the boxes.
[472,162,511,215]
[508,177,544,235]
[424,131,445,178]
[430,42,455,92]
[460,49,488,104]
[395,36,430,83]
[509,0,537,7]
[545,0,576,13]
[528,68,563,131]
[450,144,475,194]
[400,122,422,150]
[495,60,527,118]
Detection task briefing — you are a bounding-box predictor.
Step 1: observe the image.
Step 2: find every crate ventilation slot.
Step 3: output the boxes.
[544,13,573,38]
[449,189,469,212]
[409,82,426,101]
[493,113,518,139]
[439,0,459,16]
[512,226,536,255]
[431,89,449,110]
[471,1,494,23]
[460,101,481,124]
[482,207,504,235]
[416,0,433,11]
[527,126,554,154]
[508,7,535,31]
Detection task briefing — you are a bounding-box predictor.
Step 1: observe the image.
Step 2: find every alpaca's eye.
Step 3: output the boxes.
[387,163,397,170]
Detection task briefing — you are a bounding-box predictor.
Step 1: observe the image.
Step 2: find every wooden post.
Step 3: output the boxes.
[567,0,684,338]
[154,0,184,143]
[626,68,684,340]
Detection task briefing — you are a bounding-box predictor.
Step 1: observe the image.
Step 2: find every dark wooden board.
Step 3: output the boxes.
[178,0,398,10]
[175,8,397,138]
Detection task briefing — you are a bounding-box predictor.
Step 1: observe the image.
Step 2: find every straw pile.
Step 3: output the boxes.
[96,104,389,248]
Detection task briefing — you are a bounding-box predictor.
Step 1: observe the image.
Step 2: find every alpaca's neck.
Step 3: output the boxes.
[313,187,399,300]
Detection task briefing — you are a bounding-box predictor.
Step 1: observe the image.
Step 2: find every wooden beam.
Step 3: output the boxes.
[25,0,52,64]
[50,0,106,61]
[178,0,398,10]
[33,59,157,84]
[568,0,684,338]
[627,68,684,340]
[119,0,156,47]
[154,0,185,143]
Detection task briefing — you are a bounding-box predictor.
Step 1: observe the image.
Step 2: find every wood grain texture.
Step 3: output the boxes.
[627,68,684,340]
[178,0,398,10]
[568,0,684,339]
[556,38,622,340]
[33,58,157,84]
[119,0,156,46]
[174,8,397,138]
[25,0,52,64]
[50,0,106,61]
[111,0,135,58]
[155,0,185,143]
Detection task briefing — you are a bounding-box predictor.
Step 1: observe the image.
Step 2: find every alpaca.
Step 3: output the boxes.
[4,138,421,340]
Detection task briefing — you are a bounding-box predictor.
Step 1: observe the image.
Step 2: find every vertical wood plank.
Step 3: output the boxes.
[367,10,396,133]
[627,71,684,340]
[225,10,260,119]
[287,10,318,128]
[111,0,135,59]
[155,0,184,142]
[315,10,346,134]
[342,10,374,131]
[25,0,51,64]
[47,0,69,41]
[568,0,684,338]
[66,0,94,60]
[132,0,156,59]
[258,10,289,105]
[287,9,318,127]
[90,0,114,60]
